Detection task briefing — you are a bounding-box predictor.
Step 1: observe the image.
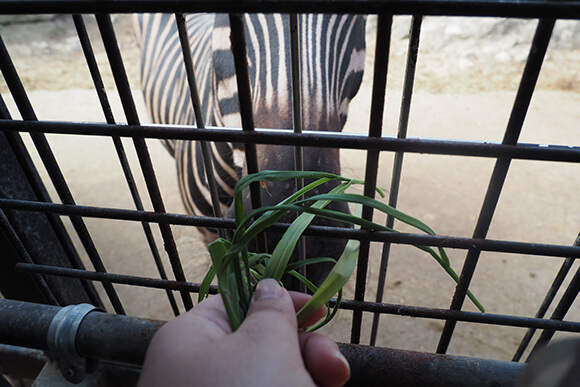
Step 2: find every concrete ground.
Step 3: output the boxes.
[1,14,579,362]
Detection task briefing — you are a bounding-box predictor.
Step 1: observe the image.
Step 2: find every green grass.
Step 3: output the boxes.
[198,170,484,331]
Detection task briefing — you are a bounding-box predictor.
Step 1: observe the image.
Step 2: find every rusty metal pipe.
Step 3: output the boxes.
[0,299,163,366]
[0,299,525,385]
[340,343,524,387]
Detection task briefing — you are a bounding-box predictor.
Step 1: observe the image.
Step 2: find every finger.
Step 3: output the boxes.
[139,295,232,386]
[183,295,233,336]
[288,291,327,329]
[238,279,299,340]
[299,332,350,387]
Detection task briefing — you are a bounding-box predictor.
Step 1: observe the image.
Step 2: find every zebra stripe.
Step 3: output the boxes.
[135,13,365,243]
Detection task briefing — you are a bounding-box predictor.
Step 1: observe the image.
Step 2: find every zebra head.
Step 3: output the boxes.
[211,14,366,133]
[135,13,366,288]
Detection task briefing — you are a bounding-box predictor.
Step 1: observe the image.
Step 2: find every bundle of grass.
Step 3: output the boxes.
[198,171,484,331]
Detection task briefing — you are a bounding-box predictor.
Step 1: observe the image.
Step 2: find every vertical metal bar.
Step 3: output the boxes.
[174,13,225,239]
[526,256,580,360]
[94,14,193,311]
[0,211,59,305]
[0,33,124,314]
[370,15,422,346]
[72,14,180,316]
[289,14,303,170]
[512,232,580,361]
[351,14,393,345]
[289,13,306,290]
[228,15,259,174]
[436,18,556,354]
[0,94,102,307]
[228,13,267,252]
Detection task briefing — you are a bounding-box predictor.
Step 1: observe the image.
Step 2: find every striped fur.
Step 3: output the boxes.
[135,13,365,253]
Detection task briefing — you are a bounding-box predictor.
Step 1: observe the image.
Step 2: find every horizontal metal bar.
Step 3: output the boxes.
[0,298,526,386]
[513,232,580,361]
[0,196,235,229]
[437,16,557,355]
[339,343,524,387]
[1,120,579,163]
[0,344,47,380]
[14,264,580,333]
[0,32,122,313]
[527,262,580,358]
[72,14,180,316]
[2,197,580,259]
[16,263,218,295]
[0,299,161,365]
[336,299,580,332]
[0,0,579,19]
[0,346,141,384]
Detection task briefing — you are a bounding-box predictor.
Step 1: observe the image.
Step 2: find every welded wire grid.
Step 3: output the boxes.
[0,0,579,365]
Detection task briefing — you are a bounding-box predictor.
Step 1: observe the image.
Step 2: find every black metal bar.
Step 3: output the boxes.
[351,13,392,345]
[95,14,193,310]
[0,211,58,305]
[15,263,580,333]
[72,14,180,316]
[371,14,423,346]
[336,299,580,332]
[0,299,162,366]
[72,15,116,123]
[2,298,575,387]
[527,259,580,360]
[289,13,303,169]
[16,263,218,296]
[3,197,580,260]
[0,33,123,313]
[0,0,579,19]
[0,100,95,300]
[289,13,307,290]
[512,232,580,361]
[0,197,234,229]
[340,343,524,387]
[174,13,225,237]
[0,96,101,306]
[0,7,576,376]
[2,120,578,163]
[228,13,267,252]
[0,345,141,383]
[437,18,556,354]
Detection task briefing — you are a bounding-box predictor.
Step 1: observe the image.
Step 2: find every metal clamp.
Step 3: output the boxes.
[46,304,103,384]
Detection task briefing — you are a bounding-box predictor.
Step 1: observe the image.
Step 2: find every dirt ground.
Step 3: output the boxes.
[1,14,580,362]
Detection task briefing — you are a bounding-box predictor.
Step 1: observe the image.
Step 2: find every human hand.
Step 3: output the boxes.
[138,279,350,387]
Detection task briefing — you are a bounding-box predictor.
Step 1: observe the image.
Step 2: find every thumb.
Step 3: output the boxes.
[231,279,316,386]
[238,279,298,338]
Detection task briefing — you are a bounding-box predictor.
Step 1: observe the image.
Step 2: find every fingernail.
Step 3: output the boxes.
[254,279,284,301]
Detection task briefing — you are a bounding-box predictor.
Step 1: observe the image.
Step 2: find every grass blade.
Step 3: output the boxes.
[207,170,485,331]
[296,238,360,324]
[263,182,350,281]
[198,265,215,303]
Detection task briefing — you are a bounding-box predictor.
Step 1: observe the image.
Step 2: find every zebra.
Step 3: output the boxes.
[134,13,366,286]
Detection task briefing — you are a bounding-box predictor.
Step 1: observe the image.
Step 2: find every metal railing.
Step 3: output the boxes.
[1,0,579,384]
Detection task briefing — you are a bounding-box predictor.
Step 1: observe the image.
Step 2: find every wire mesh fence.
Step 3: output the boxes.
[1,1,580,384]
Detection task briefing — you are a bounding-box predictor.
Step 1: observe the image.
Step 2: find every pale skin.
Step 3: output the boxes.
[138,279,351,387]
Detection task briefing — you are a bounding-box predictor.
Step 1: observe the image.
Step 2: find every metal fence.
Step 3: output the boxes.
[1,1,580,385]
